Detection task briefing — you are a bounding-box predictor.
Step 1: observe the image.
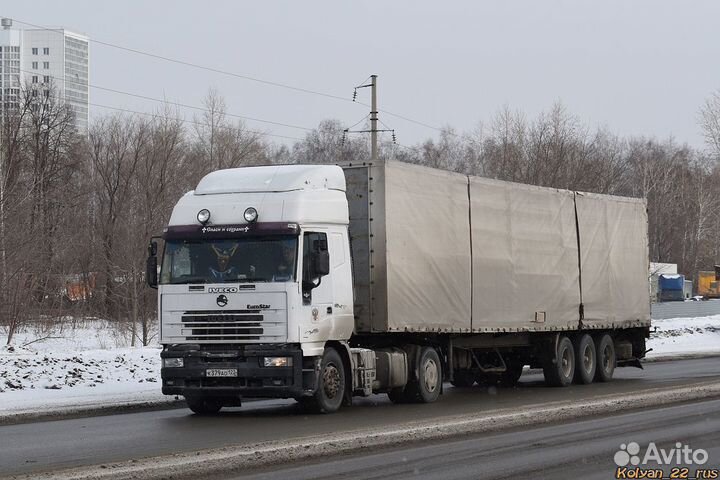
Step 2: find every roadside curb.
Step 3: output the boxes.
[643,352,720,363]
[0,399,184,426]
[9,380,720,480]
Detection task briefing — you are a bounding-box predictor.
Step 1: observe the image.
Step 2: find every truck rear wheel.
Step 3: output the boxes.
[302,348,346,414]
[388,346,442,404]
[185,396,223,415]
[543,336,575,387]
[407,347,442,403]
[573,334,597,384]
[594,334,616,382]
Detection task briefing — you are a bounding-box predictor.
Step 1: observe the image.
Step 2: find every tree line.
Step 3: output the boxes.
[1,86,719,345]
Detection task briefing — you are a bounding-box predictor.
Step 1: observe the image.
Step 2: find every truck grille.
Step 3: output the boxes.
[181,310,264,340]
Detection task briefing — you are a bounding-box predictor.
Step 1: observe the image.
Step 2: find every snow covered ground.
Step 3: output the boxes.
[0,315,718,422]
[0,321,172,421]
[646,314,720,359]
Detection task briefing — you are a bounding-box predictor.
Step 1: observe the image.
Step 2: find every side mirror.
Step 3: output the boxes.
[146,241,158,289]
[714,265,720,282]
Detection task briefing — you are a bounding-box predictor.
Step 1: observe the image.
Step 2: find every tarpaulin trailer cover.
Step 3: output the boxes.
[344,161,650,334]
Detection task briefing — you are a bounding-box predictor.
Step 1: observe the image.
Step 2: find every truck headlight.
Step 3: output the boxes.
[163,358,184,368]
[263,356,293,367]
[244,207,258,223]
[197,209,211,224]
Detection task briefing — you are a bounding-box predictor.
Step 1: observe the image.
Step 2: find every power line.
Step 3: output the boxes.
[18,68,314,132]
[8,17,448,135]
[89,102,304,141]
[346,114,370,131]
[10,18,353,104]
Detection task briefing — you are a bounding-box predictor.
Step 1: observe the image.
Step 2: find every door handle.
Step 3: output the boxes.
[327,307,333,314]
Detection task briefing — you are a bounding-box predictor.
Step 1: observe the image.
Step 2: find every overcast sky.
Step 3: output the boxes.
[5,0,720,148]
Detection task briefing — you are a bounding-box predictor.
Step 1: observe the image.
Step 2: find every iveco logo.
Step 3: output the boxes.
[208,287,238,294]
[216,295,228,307]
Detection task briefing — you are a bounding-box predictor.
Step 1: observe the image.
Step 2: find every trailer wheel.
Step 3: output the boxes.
[573,334,597,384]
[594,334,616,382]
[543,336,575,387]
[185,396,223,415]
[450,369,475,388]
[302,348,345,414]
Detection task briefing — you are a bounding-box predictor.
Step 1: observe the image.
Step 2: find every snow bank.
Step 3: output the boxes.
[0,321,170,417]
[646,314,720,358]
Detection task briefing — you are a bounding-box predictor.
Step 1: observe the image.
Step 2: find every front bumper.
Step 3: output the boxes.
[161,344,308,399]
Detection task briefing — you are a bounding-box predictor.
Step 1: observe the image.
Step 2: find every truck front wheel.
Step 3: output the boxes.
[301,348,346,414]
[543,336,575,387]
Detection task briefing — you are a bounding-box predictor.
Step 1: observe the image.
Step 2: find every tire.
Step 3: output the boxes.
[594,334,616,382]
[302,348,346,414]
[573,334,597,384]
[185,396,223,415]
[450,369,475,388]
[404,347,442,403]
[543,336,575,387]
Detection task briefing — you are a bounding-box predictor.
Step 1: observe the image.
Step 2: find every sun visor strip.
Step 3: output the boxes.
[163,222,300,240]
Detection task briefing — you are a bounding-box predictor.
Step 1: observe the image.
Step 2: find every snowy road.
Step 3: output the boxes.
[2,357,720,477]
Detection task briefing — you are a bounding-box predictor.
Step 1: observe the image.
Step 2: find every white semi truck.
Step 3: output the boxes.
[147,160,651,414]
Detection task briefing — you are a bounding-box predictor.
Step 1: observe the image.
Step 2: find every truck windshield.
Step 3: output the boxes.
[160,236,298,284]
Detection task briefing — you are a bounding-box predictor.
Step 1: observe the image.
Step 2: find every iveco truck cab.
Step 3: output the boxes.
[150,165,370,413]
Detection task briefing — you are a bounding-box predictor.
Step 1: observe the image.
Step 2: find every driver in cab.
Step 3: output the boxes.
[273,245,296,282]
[208,243,240,282]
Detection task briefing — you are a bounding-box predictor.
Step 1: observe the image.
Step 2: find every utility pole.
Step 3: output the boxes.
[347,74,394,163]
[370,75,378,162]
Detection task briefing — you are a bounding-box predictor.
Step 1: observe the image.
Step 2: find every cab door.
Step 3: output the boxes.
[300,232,334,341]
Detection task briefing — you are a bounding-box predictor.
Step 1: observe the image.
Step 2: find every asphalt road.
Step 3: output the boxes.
[2,358,720,477]
[232,398,720,480]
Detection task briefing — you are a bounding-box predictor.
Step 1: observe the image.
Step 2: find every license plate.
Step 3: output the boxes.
[206,368,238,377]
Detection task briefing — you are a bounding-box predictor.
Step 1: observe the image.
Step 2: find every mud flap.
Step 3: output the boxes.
[617,358,643,369]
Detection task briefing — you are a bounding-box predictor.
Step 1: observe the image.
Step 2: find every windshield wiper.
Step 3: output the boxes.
[235,278,269,283]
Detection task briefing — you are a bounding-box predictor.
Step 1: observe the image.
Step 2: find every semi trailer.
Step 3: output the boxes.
[147,160,651,414]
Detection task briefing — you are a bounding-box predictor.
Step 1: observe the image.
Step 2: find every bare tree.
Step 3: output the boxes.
[700,90,720,160]
[293,119,368,165]
[1,83,81,343]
